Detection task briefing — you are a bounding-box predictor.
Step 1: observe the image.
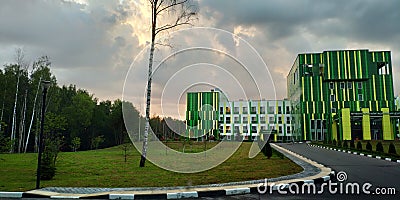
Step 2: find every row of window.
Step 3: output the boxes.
[329,81,363,90]
[220,125,292,133]
[221,105,291,114]
[329,94,363,101]
[221,116,293,124]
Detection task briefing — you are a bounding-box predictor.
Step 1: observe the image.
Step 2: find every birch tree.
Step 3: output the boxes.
[139,0,198,167]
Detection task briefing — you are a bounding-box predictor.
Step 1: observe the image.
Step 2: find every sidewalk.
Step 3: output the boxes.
[1,144,334,199]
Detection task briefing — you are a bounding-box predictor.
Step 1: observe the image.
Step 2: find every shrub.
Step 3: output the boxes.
[343,140,348,149]
[356,141,362,150]
[337,140,342,147]
[263,143,273,159]
[332,139,337,146]
[376,142,384,153]
[327,139,332,145]
[350,140,355,149]
[388,143,396,155]
[366,141,372,151]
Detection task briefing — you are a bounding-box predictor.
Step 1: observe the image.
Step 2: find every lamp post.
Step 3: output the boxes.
[36,80,50,189]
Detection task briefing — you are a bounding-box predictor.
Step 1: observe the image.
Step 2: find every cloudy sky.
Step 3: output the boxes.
[1,0,400,119]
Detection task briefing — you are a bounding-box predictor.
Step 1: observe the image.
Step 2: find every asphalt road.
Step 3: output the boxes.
[200,143,400,200]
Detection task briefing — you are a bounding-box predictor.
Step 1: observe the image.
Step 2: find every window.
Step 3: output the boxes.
[227,135,231,140]
[357,82,363,89]
[226,116,231,123]
[242,107,248,114]
[278,126,282,133]
[286,117,291,124]
[269,117,275,123]
[378,62,389,75]
[286,106,290,114]
[260,126,266,131]
[358,94,364,101]
[251,126,257,133]
[330,94,336,101]
[287,126,291,133]
[243,125,248,132]
[278,116,282,123]
[329,82,334,89]
[347,82,352,89]
[340,82,345,89]
[234,116,240,123]
[278,106,282,114]
[260,106,265,114]
[234,107,239,113]
[331,108,336,113]
[234,126,239,133]
[251,116,257,123]
[251,106,257,113]
[243,116,248,123]
[260,116,266,122]
[268,106,274,114]
[225,107,231,113]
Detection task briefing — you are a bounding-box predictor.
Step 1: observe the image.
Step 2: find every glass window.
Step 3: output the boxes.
[251,106,257,113]
[269,117,275,123]
[268,106,274,114]
[278,106,282,114]
[329,82,334,89]
[358,94,363,101]
[331,108,336,113]
[357,82,363,89]
[242,106,248,113]
[347,82,352,89]
[330,94,336,101]
[234,107,239,113]
[260,106,265,114]
[340,82,345,89]
[260,116,266,122]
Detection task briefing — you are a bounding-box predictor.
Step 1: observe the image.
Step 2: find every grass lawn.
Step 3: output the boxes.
[0,142,302,192]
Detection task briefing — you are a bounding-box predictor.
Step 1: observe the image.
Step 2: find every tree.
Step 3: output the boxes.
[140,0,198,167]
[71,137,81,152]
[366,141,372,151]
[376,142,384,153]
[388,143,396,155]
[91,135,104,150]
[356,141,362,150]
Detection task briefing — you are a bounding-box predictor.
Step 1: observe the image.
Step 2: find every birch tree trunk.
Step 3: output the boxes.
[24,76,42,153]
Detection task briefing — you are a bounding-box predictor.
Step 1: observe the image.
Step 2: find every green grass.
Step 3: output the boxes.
[0,142,302,192]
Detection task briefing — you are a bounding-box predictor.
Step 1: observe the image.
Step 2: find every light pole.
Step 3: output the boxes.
[36,80,50,189]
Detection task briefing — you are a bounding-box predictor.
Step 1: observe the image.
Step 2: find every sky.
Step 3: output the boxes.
[1,0,400,119]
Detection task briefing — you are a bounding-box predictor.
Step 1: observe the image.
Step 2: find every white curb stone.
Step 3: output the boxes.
[167,191,198,199]
[51,196,80,199]
[225,188,250,196]
[109,194,135,200]
[0,192,23,198]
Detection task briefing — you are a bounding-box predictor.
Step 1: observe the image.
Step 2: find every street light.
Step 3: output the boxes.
[36,80,51,189]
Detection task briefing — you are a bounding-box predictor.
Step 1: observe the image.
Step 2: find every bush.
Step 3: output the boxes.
[356,141,362,150]
[263,143,273,159]
[366,141,372,151]
[376,142,384,153]
[388,143,396,155]
[350,140,355,149]
[327,139,332,145]
[343,140,348,149]
[337,140,342,147]
[332,139,337,146]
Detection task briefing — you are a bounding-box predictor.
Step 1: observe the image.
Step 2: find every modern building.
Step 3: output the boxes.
[287,49,399,141]
[185,90,293,141]
[186,49,399,141]
[218,99,293,142]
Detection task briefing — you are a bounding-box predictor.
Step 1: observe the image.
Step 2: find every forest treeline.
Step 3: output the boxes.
[0,51,183,153]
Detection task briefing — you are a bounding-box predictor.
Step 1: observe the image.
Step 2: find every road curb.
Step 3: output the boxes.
[307,144,400,163]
